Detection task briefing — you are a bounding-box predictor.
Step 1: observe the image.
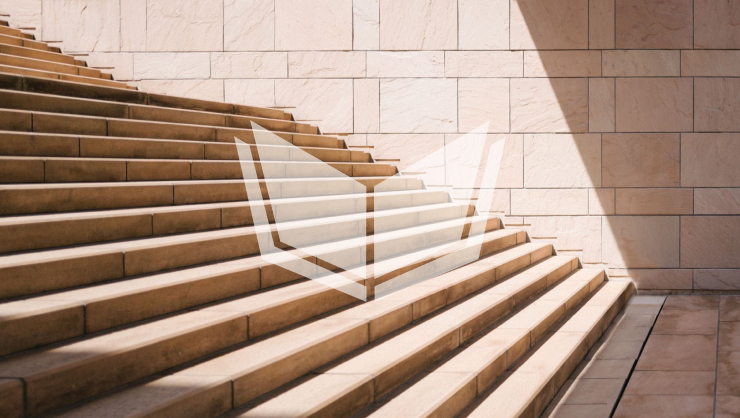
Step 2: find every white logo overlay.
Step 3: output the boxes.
[237,122,505,302]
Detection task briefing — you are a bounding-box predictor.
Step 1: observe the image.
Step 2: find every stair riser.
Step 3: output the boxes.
[0,54,103,78]
[0,44,74,65]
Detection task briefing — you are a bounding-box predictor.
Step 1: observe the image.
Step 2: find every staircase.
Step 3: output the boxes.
[0,18,634,418]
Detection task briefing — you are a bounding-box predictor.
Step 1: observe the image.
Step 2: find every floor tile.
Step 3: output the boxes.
[652,309,718,335]
[720,322,740,352]
[576,359,635,379]
[636,334,717,371]
[613,395,714,418]
[560,378,624,405]
[718,351,740,396]
[662,295,719,311]
[623,371,715,395]
[721,296,740,322]
[716,395,740,418]
[545,403,612,418]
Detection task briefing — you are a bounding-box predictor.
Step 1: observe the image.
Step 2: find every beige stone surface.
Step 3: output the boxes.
[695,0,740,48]
[120,0,146,51]
[615,188,693,215]
[224,0,274,51]
[695,270,740,291]
[615,78,692,132]
[84,53,134,81]
[616,0,693,49]
[511,189,589,216]
[510,0,588,49]
[444,133,523,189]
[134,53,210,80]
[353,0,379,50]
[380,79,457,134]
[682,134,740,187]
[695,189,740,215]
[590,0,615,49]
[681,217,740,268]
[523,134,600,188]
[590,189,615,215]
[602,216,679,268]
[526,216,601,263]
[211,52,288,79]
[511,78,588,133]
[139,80,225,102]
[379,0,457,50]
[275,0,352,50]
[682,51,740,76]
[367,52,444,78]
[445,51,523,77]
[602,133,679,187]
[603,50,680,77]
[146,0,223,51]
[459,0,509,50]
[354,79,380,134]
[458,78,509,133]
[589,78,615,132]
[695,78,740,132]
[524,51,600,77]
[41,0,120,52]
[0,0,42,38]
[289,52,365,78]
[224,79,275,108]
[276,79,353,133]
[623,269,693,290]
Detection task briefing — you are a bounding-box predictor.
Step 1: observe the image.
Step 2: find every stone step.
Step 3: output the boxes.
[0,156,396,183]
[358,268,607,418]
[462,280,633,418]
[0,65,134,89]
[0,43,75,65]
[0,53,106,79]
[0,90,318,134]
[0,176,419,215]
[45,245,562,418]
[0,33,49,51]
[0,224,523,358]
[0,25,23,37]
[0,131,372,162]
[0,211,499,299]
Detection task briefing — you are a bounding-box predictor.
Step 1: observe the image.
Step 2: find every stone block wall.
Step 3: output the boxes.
[3,0,740,292]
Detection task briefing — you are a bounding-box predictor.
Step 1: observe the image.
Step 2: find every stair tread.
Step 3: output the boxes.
[0,65,132,89]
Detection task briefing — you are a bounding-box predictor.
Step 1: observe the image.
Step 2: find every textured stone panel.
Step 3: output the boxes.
[694,270,740,291]
[624,269,693,290]
[616,0,693,49]
[146,0,223,51]
[120,0,146,51]
[84,53,134,81]
[510,0,588,49]
[695,78,740,132]
[353,0,379,50]
[275,79,353,133]
[275,0,352,50]
[511,189,589,216]
[603,133,680,187]
[445,51,523,77]
[603,216,679,268]
[682,51,740,76]
[368,134,445,184]
[524,51,600,77]
[444,133,523,188]
[211,52,288,79]
[459,0,509,50]
[224,0,275,51]
[41,0,120,52]
[0,0,42,38]
[615,78,693,132]
[526,216,601,263]
[224,79,275,108]
[695,0,740,49]
[139,80,225,102]
[354,79,380,133]
[458,78,509,133]
[367,52,444,78]
[615,188,693,215]
[695,189,740,215]
[603,50,680,76]
[523,134,601,188]
[380,79,457,133]
[590,189,615,215]
[682,134,740,187]
[134,53,211,79]
[289,52,365,78]
[379,0,457,50]
[510,78,588,133]
[590,0,615,49]
[589,78,615,132]
[681,217,740,268]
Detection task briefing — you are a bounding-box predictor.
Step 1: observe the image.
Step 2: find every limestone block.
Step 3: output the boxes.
[444,133,523,189]
[681,217,740,268]
[695,78,740,132]
[379,79,457,134]
[84,53,134,81]
[459,0,509,50]
[367,52,444,78]
[511,189,589,216]
[275,0,352,50]
[138,80,225,102]
[615,188,693,215]
[694,270,740,291]
[457,78,509,133]
[695,0,740,48]
[526,216,601,263]
[346,134,367,147]
[590,189,615,215]
[354,79,380,133]
[510,0,588,49]
[276,79,353,133]
[134,53,210,79]
[224,79,275,108]
[0,0,41,38]
[603,50,680,76]
[379,0,457,50]
[590,0,615,49]
[445,51,523,77]
[694,189,740,215]
[368,133,445,185]
[449,189,511,214]
[224,0,275,51]
[289,52,365,78]
[146,0,223,51]
[211,52,288,79]
[523,134,601,188]
[615,78,693,132]
[41,0,120,52]
[616,0,693,49]
[510,78,588,133]
[682,134,740,187]
[602,216,679,268]
[354,0,379,50]
[121,0,146,51]
[602,133,680,187]
[524,51,600,77]
[622,269,693,290]
[682,51,740,76]
[589,78,615,132]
